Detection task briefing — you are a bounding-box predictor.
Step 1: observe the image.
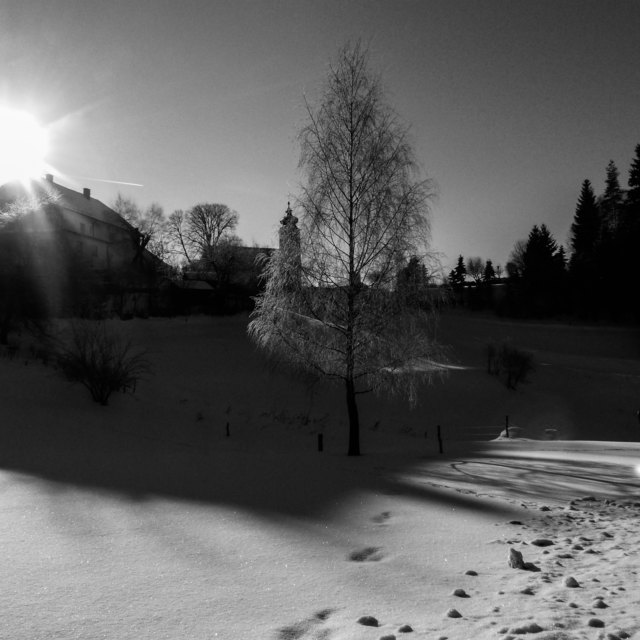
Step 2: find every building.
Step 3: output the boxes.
[178,244,275,314]
[0,175,161,317]
[0,174,136,269]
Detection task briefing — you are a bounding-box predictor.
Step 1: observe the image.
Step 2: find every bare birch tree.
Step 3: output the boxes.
[166,209,192,265]
[465,256,485,285]
[112,194,169,264]
[249,42,444,456]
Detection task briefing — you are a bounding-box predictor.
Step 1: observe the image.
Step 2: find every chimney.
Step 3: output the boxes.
[83,188,91,199]
[45,173,54,183]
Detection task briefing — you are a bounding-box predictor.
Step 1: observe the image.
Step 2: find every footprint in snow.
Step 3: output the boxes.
[276,610,335,640]
[348,546,384,562]
[371,511,391,524]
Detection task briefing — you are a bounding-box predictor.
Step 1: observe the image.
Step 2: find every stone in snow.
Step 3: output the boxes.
[451,588,469,597]
[530,538,554,546]
[397,624,413,633]
[357,616,379,627]
[446,608,462,618]
[564,576,580,588]
[510,622,544,634]
[508,548,526,569]
[508,547,540,571]
[587,618,605,628]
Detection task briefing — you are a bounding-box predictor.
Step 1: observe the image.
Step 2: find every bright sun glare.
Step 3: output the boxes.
[0,107,49,184]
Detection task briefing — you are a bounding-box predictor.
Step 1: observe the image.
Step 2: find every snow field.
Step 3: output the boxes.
[1,313,639,638]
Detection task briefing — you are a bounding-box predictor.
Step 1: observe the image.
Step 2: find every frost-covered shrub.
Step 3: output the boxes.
[486,340,500,375]
[486,340,534,390]
[57,321,150,405]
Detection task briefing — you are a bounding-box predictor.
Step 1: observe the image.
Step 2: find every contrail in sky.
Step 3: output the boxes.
[66,174,144,187]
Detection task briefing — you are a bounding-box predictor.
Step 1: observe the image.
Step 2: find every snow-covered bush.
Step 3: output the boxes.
[56,321,150,405]
[486,340,534,390]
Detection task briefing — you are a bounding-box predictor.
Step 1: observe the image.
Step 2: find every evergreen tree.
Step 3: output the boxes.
[522,224,562,316]
[553,245,569,314]
[569,180,600,266]
[523,224,557,279]
[599,161,629,319]
[569,179,601,317]
[620,144,640,319]
[601,160,623,232]
[483,259,496,283]
[628,143,640,206]
[554,245,567,272]
[623,144,640,242]
[570,180,602,280]
[448,255,467,290]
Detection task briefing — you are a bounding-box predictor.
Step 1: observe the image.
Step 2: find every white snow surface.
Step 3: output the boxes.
[1,314,639,639]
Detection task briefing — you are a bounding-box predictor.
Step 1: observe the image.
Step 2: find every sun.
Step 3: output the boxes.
[0,107,49,185]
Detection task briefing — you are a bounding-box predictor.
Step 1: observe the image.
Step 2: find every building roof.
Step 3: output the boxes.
[0,176,134,231]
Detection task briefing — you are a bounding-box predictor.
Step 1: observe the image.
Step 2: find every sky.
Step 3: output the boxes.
[1,0,638,272]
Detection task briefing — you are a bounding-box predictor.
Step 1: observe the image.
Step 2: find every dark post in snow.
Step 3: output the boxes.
[437,425,443,454]
[226,422,230,437]
[505,415,510,438]
[317,433,323,452]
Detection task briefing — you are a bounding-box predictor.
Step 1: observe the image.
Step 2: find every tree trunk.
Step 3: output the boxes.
[346,377,360,456]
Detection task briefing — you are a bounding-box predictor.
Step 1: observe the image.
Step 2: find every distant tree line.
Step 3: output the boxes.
[112,196,267,314]
[0,189,263,338]
[449,144,640,321]
[112,196,242,274]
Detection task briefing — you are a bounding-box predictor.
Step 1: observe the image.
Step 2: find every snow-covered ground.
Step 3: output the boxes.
[1,314,639,639]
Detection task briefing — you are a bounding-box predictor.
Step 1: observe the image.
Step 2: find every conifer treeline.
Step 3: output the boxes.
[450,144,640,321]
